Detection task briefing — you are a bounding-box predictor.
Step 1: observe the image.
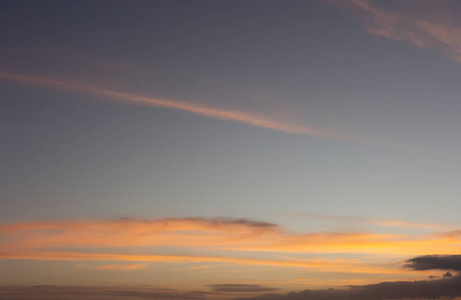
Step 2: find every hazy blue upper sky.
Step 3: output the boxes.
[3,0,461,227]
[2,1,461,299]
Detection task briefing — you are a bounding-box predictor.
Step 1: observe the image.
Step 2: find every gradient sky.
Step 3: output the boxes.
[2,1,461,299]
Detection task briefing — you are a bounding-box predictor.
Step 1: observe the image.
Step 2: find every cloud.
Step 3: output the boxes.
[291,213,454,230]
[0,217,280,251]
[1,217,461,276]
[0,250,381,274]
[439,230,461,238]
[0,70,340,138]
[405,255,461,272]
[3,268,461,300]
[0,217,372,273]
[96,263,151,270]
[99,290,205,299]
[235,275,461,300]
[0,285,206,300]
[179,217,277,229]
[74,263,150,270]
[209,284,278,293]
[0,217,277,233]
[330,0,461,63]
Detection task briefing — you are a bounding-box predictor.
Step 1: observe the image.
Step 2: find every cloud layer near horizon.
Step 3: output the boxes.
[0,285,208,300]
[235,255,461,300]
[1,217,461,277]
[2,256,461,300]
[236,275,461,300]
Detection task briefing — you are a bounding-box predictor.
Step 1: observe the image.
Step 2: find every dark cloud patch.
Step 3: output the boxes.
[405,255,461,271]
[187,218,278,229]
[117,217,278,229]
[235,276,461,300]
[209,284,279,293]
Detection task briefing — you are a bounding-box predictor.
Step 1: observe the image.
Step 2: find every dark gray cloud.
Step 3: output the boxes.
[405,255,461,271]
[186,218,278,229]
[117,217,278,229]
[209,284,278,293]
[235,276,461,300]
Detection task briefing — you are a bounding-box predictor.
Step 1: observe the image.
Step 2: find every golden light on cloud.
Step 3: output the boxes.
[1,218,460,277]
[4,2,461,299]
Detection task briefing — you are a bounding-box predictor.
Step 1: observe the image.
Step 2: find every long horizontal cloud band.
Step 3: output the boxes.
[1,218,461,275]
[2,256,461,300]
[2,275,461,300]
[0,285,207,300]
[237,275,461,300]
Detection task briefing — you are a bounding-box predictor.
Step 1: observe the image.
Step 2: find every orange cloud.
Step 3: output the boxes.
[1,218,460,276]
[0,250,419,276]
[0,218,279,251]
[96,263,150,270]
[0,70,338,138]
[333,0,461,63]
[233,232,461,256]
[75,262,150,270]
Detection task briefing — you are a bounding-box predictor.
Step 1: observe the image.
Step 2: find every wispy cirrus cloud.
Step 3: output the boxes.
[1,251,374,274]
[330,0,461,63]
[2,217,461,256]
[291,213,456,230]
[74,262,151,271]
[0,217,279,251]
[0,218,383,274]
[0,70,339,138]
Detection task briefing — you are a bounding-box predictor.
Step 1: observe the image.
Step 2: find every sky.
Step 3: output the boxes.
[2,0,461,299]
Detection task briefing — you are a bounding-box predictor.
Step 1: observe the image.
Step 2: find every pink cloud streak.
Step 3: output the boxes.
[336,0,461,63]
[0,70,339,138]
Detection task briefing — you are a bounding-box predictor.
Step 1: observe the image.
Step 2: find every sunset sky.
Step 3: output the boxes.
[2,1,461,299]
